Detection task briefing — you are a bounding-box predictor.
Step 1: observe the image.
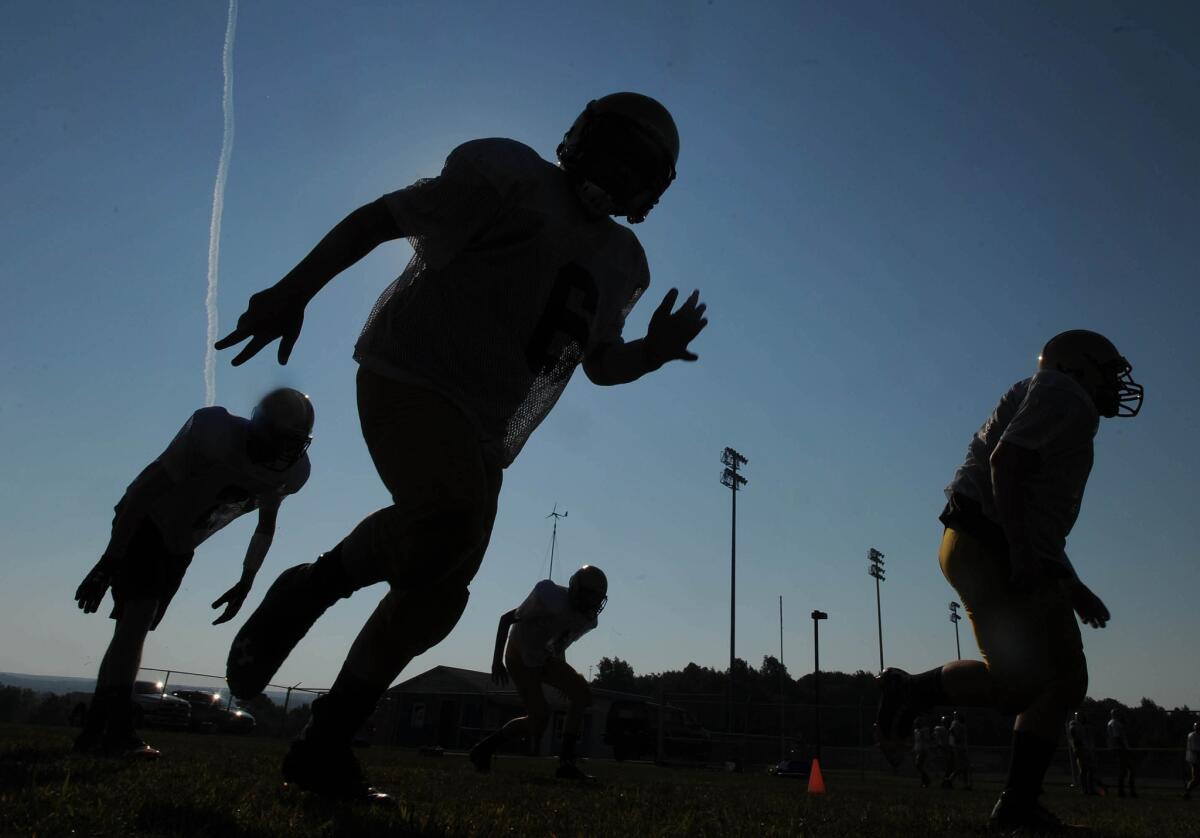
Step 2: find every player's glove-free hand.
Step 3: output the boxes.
[491,659,509,687]
[211,580,252,626]
[643,288,708,370]
[75,557,116,614]
[1066,579,1110,629]
[215,286,306,366]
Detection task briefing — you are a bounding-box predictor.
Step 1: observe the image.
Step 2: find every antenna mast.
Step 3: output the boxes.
[546,503,568,580]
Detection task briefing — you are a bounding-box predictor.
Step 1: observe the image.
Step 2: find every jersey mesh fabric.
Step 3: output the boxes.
[355,139,648,467]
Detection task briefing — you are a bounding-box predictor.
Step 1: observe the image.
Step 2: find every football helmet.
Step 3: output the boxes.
[568,564,608,618]
[1037,330,1143,418]
[248,388,314,470]
[558,92,679,224]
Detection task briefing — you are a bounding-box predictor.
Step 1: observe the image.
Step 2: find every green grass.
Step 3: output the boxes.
[2,724,1197,837]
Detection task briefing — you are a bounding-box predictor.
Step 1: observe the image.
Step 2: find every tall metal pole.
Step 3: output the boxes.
[868,548,886,672]
[811,610,827,760]
[546,504,567,581]
[779,595,785,761]
[949,601,962,660]
[720,447,748,733]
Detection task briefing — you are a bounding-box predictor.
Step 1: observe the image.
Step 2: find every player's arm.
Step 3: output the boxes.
[215,198,404,365]
[491,609,517,686]
[989,440,1042,590]
[211,496,281,625]
[583,288,708,386]
[76,462,176,614]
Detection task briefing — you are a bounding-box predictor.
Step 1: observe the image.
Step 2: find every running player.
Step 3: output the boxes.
[72,389,313,757]
[468,566,607,779]
[873,330,1143,832]
[217,93,704,801]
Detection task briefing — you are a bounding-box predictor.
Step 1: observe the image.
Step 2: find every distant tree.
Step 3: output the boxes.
[592,657,638,693]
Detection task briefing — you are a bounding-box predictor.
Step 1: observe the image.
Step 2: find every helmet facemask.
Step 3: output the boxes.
[247,389,314,471]
[559,103,677,224]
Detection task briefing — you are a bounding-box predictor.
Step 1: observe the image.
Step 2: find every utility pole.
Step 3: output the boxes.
[949,601,962,660]
[811,610,828,760]
[867,548,886,672]
[720,447,748,733]
[779,595,785,761]
[546,504,568,581]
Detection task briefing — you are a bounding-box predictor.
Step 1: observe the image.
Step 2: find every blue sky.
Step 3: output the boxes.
[1,1,1197,708]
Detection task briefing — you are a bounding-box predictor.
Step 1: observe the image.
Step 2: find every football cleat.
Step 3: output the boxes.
[102,733,161,761]
[874,668,919,770]
[226,563,334,699]
[281,738,394,806]
[987,791,1077,834]
[555,761,594,782]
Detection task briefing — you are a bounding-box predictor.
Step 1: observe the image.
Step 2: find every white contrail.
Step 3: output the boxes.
[205,0,238,406]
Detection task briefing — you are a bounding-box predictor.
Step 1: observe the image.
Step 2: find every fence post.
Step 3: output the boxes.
[656,681,665,764]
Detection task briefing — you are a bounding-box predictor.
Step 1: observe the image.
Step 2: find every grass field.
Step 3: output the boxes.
[2,724,1197,837]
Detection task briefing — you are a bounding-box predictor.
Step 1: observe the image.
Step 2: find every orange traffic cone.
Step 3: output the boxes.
[807,758,826,794]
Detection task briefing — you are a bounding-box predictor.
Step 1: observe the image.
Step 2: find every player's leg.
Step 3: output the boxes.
[228,370,497,700]
[470,647,550,772]
[875,530,996,766]
[76,596,159,755]
[1185,762,1197,799]
[541,659,593,779]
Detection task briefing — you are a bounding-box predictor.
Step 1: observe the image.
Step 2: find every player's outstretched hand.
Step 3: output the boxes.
[1066,579,1110,629]
[644,288,708,368]
[214,287,306,366]
[211,581,251,625]
[491,659,509,687]
[75,558,113,614]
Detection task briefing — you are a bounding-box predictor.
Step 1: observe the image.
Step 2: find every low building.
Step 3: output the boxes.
[371,665,648,758]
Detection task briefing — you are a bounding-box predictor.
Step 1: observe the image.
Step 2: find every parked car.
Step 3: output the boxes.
[132,680,190,729]
[170,689,256,734]
[604,699,712,762]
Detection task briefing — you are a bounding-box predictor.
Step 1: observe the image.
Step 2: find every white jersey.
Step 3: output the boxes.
[945,370,1098,574]
[950,719,968,749]
[136,407,310,553]
[355,138,650,467]
[508,578,597,667]
[933,724,950,748]
[1107,718,1128,749]
[1188,731,1200,764]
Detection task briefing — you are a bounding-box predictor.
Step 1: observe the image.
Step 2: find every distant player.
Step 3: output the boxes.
[873,330,1143,833]
[1106,708,1136,798]
[933,715,953,789]
[468,566,608,779]
[913,716,932,788]
[1068,711,1106,796]
[1185,722,1199,800]
[72,389,313,758]
[947,711,972,790]
[216,94,705,801]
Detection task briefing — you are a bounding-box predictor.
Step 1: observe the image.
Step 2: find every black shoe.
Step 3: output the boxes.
[101,733,161,760]
[988,790,1069,834]
[874,668,918,769]
[227,563,335,699]
[555,761,594,781]
[281,738,393,805]
[469,741,495,773]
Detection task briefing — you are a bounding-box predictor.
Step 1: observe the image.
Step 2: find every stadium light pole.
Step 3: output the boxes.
[546,504,568,581]
[720,446,748,733]
[779,595,785,761]
[867,548,886,672]
[949,601,962,660]
[811,609,828,760]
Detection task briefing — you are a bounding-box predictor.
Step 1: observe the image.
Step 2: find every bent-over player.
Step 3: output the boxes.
[874,330,1143,832]
[72,389,313,757]
[469,566,608,779]
[217,93,705,801]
